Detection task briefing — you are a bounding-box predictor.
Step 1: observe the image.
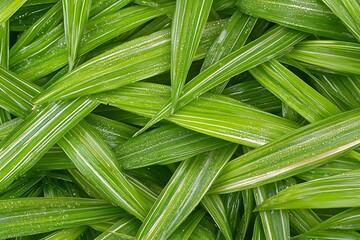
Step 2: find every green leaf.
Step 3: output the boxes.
[222,79,282,114]
[293,230,360,240]
[311,208,360,231]
[253,182,290,240]
[136,144,237,239]
[0,197,125,239]
[252,215,266,240]
[10,1,63,57]
[0,21,9,69]
[136,25,308,135]
[115,124,230,169]
[287,40,360,75]
[91,82,299,147]
[0,99,97,193]
[202,10,257,93]
[170,0,213,108]
[222,191,242,237]
[11,4,175,81]
[0,118,21,140]
[32,20,225,104]
[258,170,360,210]
[95,216,141,240]
[0,174,44,199]
[250,59,341,123]
[236,0,354,41]
[59,120,151,220]
[62,0,92,70]
[322,0,360,43]
[210,108,360,194]
[235,189,255,240]
[40,226,88,240]
[168,208,206,240]
[289,209,322,235]
[201,194,232,240]
[0,0,27,25]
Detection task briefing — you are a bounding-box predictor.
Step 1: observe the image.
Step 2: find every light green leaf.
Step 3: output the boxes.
[201,194,232,240]
[287,40,360,75]
[62,0,92,70]
[0,197,125,239]
[210,108,360,194]
[11,4,175,81]
[293,230,360,240]
[202,10,257,93]
[59,120,151,220]
[322,0,360,42]
[252,215,266,240]
[95,216,141,240]
[0,98,97,193]
[136,145,237,239]
[91,82,299,147]
[253,182,290,240]
[235,189,255,240]
[0,0,27,25]
[32,20,225,104]
[311,208,360,231]
[0,118,21,140]
[0,21,9,69]
[250,59,341,123]
[289,209,322,235]
[170,0,213,108]
[40,226,88,240]
[115,124,230,169]
[258,170,360,210]
[236,0,354,41]
[137,26,308,135]
[168,208,206,240]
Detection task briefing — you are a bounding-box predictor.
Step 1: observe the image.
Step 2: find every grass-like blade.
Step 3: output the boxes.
[210,108,360,194]
[293,230,360,240]
[322,0,360,42]
[170,0,213,108]
[115,124,230,169]
[62,0,92,70]
[10,1,63,56]
[136,144,237,239]
[289,209,322,235]
[258,170,360,210]
[287,40,360,75]
[89,0,132,19]
[236,0,354,41]
[32,20,225,104]
[11,4,175,81]
[0,118,22,141]
[201,194,232,240]
[0,0,27,25]
[91,82,299,147]
[0,21,9,68]
[223,192,242,237]
[95,216,141,240]
[59,120,151,220]
[236,189,255,240]
[254,182,290,240]
[250,59,341,123]
[0,99,97,193]
[0,174,44,199]
[168,208,206,240]
[136,26,308,135]
[0,197,125,239]
[252,215,266,239]
[40,226,88,240]
[311,208,360,231]
[202,10,257,93]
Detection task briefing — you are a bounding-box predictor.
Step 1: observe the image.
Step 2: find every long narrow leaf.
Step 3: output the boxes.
[136,26,308,135]
[311,208,360,231]
[258,170,360,210]
[287,40,360,75]
[0,197,125,239]
[136,144,237,239]
[95,216,141,240]
[32,20,225,104]
[62,0,92,70]
[236,0,354,41]
[0,0,27,25]
[170,0,213,108]
[210,108,360,194]
[322,0,360,42]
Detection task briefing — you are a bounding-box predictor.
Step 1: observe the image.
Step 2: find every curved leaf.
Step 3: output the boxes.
[210,108,360,194]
